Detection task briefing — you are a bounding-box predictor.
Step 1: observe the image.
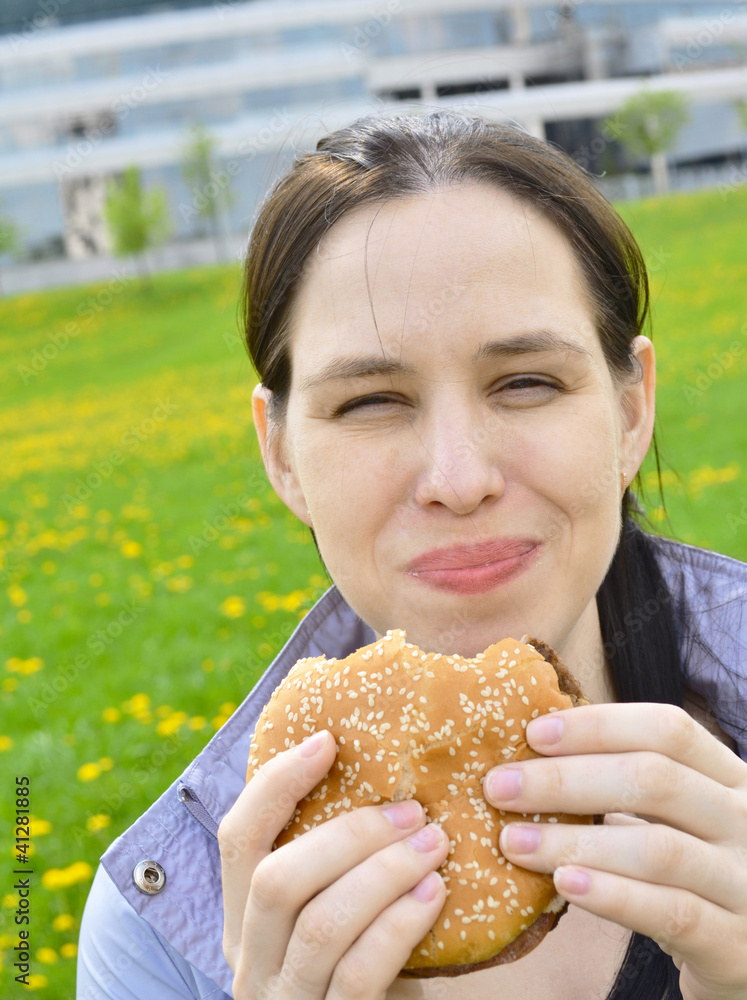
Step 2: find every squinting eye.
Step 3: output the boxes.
[501,378,559,394]
[334,394,397,416]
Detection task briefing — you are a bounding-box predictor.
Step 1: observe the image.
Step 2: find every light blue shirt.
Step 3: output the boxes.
[77,537,747,998]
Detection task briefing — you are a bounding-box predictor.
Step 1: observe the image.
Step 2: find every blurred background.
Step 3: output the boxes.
[1,0,746,994]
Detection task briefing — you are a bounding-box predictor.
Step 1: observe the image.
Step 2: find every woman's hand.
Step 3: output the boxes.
[482,702,747,1000]
[218,730,450,999]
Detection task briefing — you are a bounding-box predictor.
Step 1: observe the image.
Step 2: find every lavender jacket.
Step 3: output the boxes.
[77,536,747,999]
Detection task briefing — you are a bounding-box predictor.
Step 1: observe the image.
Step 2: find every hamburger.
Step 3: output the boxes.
[247,629,592,977]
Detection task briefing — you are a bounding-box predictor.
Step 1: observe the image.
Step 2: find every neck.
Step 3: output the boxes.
[556,598,617,705]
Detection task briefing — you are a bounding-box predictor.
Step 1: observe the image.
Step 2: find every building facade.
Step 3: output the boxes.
[0,0,746,261]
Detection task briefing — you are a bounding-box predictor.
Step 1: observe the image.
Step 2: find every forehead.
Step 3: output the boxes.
[289,182,600,374]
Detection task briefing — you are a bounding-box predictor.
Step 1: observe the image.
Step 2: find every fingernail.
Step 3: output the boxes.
[411,871,443,903]
[407,824,446,852]
[296,731,328,757]
[527,715,564,746]
[501,823,541,854]
[485,768,522,803]
[555,866,591,896]
[382,799,423,829]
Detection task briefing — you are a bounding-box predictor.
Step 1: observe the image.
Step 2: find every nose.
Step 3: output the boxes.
[412,395,507,515]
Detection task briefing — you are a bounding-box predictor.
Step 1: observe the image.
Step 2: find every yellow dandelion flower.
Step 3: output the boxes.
[77,762,101,782]
[220,702,236,715]
[121,540,142,558]
[251,615,266,629]
[212,714,229,730]
[88,572,104,587]
[156,711,187,737]
[165,574,193,593]
[60,942,77,959]
[94,592,111,607]
[257,592,281,612]
[37,947,57,964]
[52,914,75,932]
[17,609,32,623]
[155,705,172,719]
[0,735,13,750]
[102,707,120,723]
[71,504,89,519]
[8,585,27,607]
[16,657,44,675]
[41,861,93,890]
[220,595,246,618]
[201,658,215,672]
[98,757,114,771]
[280,590,306,612]
[27,974,48,988]
[28,817,51,836]
[41,561,56,574]
[123,693,150,714]
[175,554,194,568]
[2,678,18,691]
[2,894,17,907]
[86,814,111,833]
[188,716,206,730]
[95,509,112,523]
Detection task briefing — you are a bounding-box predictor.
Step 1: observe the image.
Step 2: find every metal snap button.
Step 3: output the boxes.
[133,859,166,895]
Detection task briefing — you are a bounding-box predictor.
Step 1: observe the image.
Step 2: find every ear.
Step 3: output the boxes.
[618,335,656,483]
[251,383,312,526]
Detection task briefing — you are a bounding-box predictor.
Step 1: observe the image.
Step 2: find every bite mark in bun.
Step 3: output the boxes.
[247,630,592,977]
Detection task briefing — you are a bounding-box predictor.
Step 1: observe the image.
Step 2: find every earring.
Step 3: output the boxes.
[621,471,628,493]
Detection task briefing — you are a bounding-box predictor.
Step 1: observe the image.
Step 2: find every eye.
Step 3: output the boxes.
[498,377,562,397]
[333,394,399,416]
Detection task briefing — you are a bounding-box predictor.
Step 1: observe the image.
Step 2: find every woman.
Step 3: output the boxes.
[77,110,747,1000]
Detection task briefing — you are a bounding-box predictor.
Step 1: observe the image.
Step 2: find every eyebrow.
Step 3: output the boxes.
[298,330,593,393]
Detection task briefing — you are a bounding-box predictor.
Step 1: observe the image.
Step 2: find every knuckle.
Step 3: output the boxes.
[333,950,375,997]
[538,757,566,799]
[249,854,292,913]
[341,805,382,847]
[293,900,328,950]
[217,813,248,859]
[657,893,702,950]
[640,826,689,880]
[655,705,700,762]
[629,751,679,803]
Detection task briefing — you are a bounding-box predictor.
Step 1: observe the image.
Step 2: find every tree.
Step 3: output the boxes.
[179,122,235,260]
[605,89,690,195]
[103,166,171,286]
[737,98,747,133]
[0,210,20,296]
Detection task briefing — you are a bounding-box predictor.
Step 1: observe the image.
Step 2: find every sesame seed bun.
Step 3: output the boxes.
[247,629,592,977]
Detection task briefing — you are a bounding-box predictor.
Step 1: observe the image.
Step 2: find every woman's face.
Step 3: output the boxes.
[253,183,655,660]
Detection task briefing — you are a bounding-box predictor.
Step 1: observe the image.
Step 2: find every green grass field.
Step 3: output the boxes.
[1,184,745,996]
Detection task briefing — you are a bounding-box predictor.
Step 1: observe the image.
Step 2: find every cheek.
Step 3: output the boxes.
[512,406,621,532]
[298,429,398,533]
